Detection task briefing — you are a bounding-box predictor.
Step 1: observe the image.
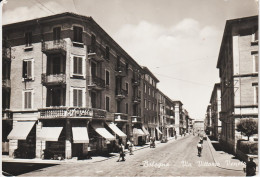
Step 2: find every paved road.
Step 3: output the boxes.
[22,135,245,176]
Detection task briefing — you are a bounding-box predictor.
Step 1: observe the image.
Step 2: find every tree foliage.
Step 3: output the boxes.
[236,118,258,140]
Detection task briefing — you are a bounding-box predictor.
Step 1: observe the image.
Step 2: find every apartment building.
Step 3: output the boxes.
[2,12,146,159]
[205,105,212,135]
[217,16,258,153]
[172,100,183,135]
[210,83,221,140]
[142,67,159,140]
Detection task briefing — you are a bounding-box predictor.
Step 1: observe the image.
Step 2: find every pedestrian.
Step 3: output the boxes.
[127,140,134,155]
[117,143,125,162]
[197,141,203,156]
[244,157,256,176]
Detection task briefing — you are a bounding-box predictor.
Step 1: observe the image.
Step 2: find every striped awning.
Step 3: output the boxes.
[133,128,145,137]
[156,127,163,134]
[8,121,36,140]
[142,126,150,135]
[38,127,63,141]
[72,127,89,143]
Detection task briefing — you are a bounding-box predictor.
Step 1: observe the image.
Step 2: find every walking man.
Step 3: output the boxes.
[117,143,125,162]
[245,157,256,176]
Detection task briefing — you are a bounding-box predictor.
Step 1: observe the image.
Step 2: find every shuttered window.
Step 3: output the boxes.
[73,26,83,43]
[24,91,32,109]
[25,32,32,47]
[105,46,110,60]
[73,89,83,107]
[105,70,110,86]
[22,60,33,79]
[53,27,61,42]
[254,55,258,72]
[105,96,110,111]
[73,57,83,75]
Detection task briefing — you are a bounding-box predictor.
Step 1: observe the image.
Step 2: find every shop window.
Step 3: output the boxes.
[22,59,34,80]
[53,27,61,42]
[23,90,33,109]
[25,32,32,47]
[73,26,83,43]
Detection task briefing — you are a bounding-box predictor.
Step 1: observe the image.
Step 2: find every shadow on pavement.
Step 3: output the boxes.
[2,162,58,176]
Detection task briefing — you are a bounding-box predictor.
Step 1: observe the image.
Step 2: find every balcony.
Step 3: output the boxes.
[2,47,11,60]
[114,113,128,122]
[38,107,106,119]
[131,116,142,124]
[116,89,127,99]
[42,40,66,56]
[2,79,11,89]
[87,76,105,90]
[132,78,140,86]
[41,73,66,86]
[115,66,126,77]
[87,44,105,62]
[132,96,141,104]
[170,116,174,119]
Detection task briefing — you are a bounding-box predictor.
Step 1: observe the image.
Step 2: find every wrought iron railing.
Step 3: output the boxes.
[114,113,128,121]
[87,76,105,88]
[41,73,66,85]
[116,89,128,97]
[42,40,66,53]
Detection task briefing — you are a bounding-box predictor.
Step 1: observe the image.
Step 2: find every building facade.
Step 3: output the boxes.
[209,83,222,140]
[205,105,212,135]
[217,16,258,153]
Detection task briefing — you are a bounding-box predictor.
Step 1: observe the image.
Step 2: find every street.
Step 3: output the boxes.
[20,135,245,176]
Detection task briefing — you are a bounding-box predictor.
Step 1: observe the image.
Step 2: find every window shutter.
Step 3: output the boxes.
[24,92,28,108]
[106,97,109,111]
[29,32,32,45]
[73,57,78,74]
[79,27,83,43]
[27,61,32,78]
[106,71,109,85]
[73,27,77,42]
[78,57,82,75]
[255,30,258,41]
[73,89,77,107]
[70,56,73,77]
[255,55,259,72]
[22,61,27,78]
[78,90,83,107]
[28,92,32,109]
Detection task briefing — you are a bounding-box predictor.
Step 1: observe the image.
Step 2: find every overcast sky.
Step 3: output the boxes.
[2,0,258,119]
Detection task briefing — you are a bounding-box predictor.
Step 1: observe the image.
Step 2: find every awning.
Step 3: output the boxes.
[91,123,116,141]
[8,121,36,140]
[38,127,63,141]
[106,122,127,138]
[72,127,89,143]
[156,127,163,134]
[142,126,150,135]
[133,128,145,137]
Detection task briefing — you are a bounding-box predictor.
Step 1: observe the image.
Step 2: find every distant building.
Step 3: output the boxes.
[205,105,212,135]
[193,120,204,133]
[210,83,221,140]
[217,15,258,153]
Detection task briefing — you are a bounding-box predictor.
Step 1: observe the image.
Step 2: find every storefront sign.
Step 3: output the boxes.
[67,108,93,117]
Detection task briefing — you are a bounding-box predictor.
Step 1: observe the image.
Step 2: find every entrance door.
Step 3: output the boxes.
[72,144,83,158]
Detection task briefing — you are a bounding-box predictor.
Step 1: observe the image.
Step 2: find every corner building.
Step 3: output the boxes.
[3,12,145,159]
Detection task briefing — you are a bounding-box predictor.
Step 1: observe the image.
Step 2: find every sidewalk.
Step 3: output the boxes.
[206,136,247,172]
[2,135,185,165]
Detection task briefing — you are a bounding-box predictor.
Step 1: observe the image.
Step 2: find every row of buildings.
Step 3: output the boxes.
[2,12,192,160]
[204,15,258,154]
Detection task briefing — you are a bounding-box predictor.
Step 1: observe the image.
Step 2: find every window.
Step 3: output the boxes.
[148,87,150,95]
[148,101,151,110]
[126,103,128,114]
[72,56,84,76]
[254,86,258,104]
[253,54,259,72]
[105,96,110,111]
[73,26,83,43]
[23,90,33,109]
[252,29,258,42]
[72,88,85,107]
[53,27,61,42]
[105,70,110,86]
[144,84,147,93]
[105,46,110,60]
[144,99,147,108]
[25,32,32,47]
[126,63,129,74]
[22,59,34,80]
[125,82,128,94]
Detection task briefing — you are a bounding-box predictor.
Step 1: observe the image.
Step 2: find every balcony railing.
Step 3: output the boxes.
[132,96,141,104]
[87,44,105,62]
[131,116,141,123]
[2,79,11,89]
[116,89,127,99]
[42,40,66,55]
[38,107,106,119]
[132,78,140,86]
[41,73,66,86]
[87,76,105,90]
[115,65,126,77]
[114,113,128,122]
[2,47,11,60]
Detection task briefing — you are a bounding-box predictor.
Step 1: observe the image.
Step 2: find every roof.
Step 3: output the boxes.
[216,15,258,68]
[3,12,143,71]
[142,66,160,83]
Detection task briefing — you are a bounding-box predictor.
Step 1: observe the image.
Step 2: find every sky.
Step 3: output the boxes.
[1,0,259,120]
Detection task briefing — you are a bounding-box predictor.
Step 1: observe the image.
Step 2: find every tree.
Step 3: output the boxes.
[236,118,258,141]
